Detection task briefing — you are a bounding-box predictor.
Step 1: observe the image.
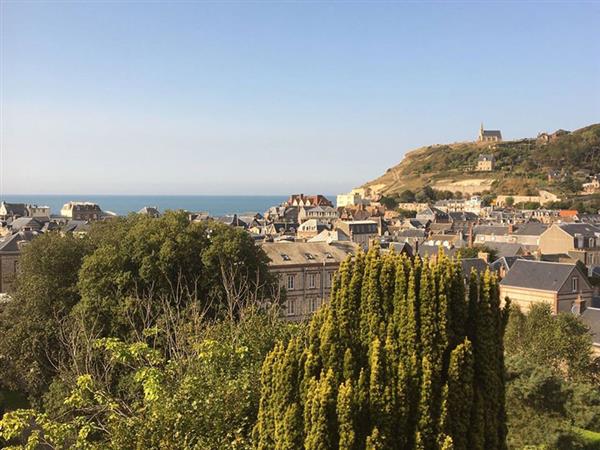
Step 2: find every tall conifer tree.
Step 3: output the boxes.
[254,250,508,450]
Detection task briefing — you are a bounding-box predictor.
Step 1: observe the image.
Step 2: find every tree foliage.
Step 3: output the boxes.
[254,248,510,449]
[0,211,278,402]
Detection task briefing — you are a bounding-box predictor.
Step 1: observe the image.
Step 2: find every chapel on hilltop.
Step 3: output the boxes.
[478,123,502,142]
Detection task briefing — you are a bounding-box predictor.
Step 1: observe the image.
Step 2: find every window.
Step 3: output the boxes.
[572,276,579,293]
[328,271,334,286]
[308,273,316,289]
[310,297,319,313]
[281,253,291,261]
[287,299,296,316]
[287,275,295,290]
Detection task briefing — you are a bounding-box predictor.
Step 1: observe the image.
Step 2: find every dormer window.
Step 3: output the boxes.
[305,253,315,260]
[281,253,291,261]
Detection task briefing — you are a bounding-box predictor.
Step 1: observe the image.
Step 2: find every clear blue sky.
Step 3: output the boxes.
[1,1,599,195]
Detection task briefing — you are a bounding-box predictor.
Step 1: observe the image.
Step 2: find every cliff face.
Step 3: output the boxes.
[361,124,600,197]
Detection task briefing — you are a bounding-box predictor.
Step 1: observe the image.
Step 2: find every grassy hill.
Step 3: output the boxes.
[362,124,600,198]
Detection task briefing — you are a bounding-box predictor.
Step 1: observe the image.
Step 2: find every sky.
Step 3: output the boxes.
[1,1,599,195]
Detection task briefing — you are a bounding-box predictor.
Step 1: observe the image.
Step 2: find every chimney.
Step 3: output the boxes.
[572,294,586,315]
[468,222,474,247]
[478,251,490,263]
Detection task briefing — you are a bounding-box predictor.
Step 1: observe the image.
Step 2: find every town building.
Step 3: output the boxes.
[499,260,592,313]
[416,206,449,223]
[138,206,160,218]
[0,201,50,220]
[296,219,329,240]
[539,223,600,268]
[478,123,502,142]
[261,241,357,320]
[336,190,371,208]
[335,220,379,249]
[298,205,338,223]
[60,202,102,221]
[476,154,495,172]
[495,190,560,208]
[286,194,333,208]
[308,228,351,244]
[0,231,39,293]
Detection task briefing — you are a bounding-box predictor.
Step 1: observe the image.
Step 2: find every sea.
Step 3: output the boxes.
[0,195,302,217]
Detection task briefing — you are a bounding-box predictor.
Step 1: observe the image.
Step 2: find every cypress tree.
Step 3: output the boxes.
[439,339,474,450]
[337,380,357,450]
[254,251,508,450]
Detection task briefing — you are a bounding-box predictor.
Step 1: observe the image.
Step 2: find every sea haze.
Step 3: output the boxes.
[0,195,305,217]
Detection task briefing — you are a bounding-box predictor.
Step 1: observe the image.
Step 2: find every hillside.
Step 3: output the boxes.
[362,124,600,198]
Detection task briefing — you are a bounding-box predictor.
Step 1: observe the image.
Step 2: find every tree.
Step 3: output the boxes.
[398,189,417,203]
[0,232,92,398]
[379,195,399,210]
[0,307,297,449]
[456,245,498,262]
[254,249,509,449]
[0,212,278,403]
[504,304,600,448]
[504,304,593,380]
[505,196,515,207]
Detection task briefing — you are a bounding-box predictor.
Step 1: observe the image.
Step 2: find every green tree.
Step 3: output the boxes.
[254,252,509,449]
[0,232,91,399]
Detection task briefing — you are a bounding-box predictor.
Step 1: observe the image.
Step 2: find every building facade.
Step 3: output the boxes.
[60,202,102,221]
[261,241,357,320]
[499,260,592,313]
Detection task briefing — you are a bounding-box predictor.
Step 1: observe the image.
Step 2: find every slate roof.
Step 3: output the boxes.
[429,223,453,234]
[578,214,600,225]
[461,258,489,277]
[558,223,600,237]
[396,229,427,238]
[485,242,526,258]
[62,220,91,233]
[473,225,509,236]
[308,229,350,243]
[387,242,414,257]
[0,230,38,253]
[513,223,548,236]
[448,211,478,222]
[481,130,502,138]
[261,241,357,267]
[499,260,581,292]
[490,255,535,273]
[0,202,27,217]
[9,217,46,232]
[580,307,600,346]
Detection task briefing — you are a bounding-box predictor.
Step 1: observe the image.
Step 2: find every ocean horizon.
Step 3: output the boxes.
[0,194,333,217]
